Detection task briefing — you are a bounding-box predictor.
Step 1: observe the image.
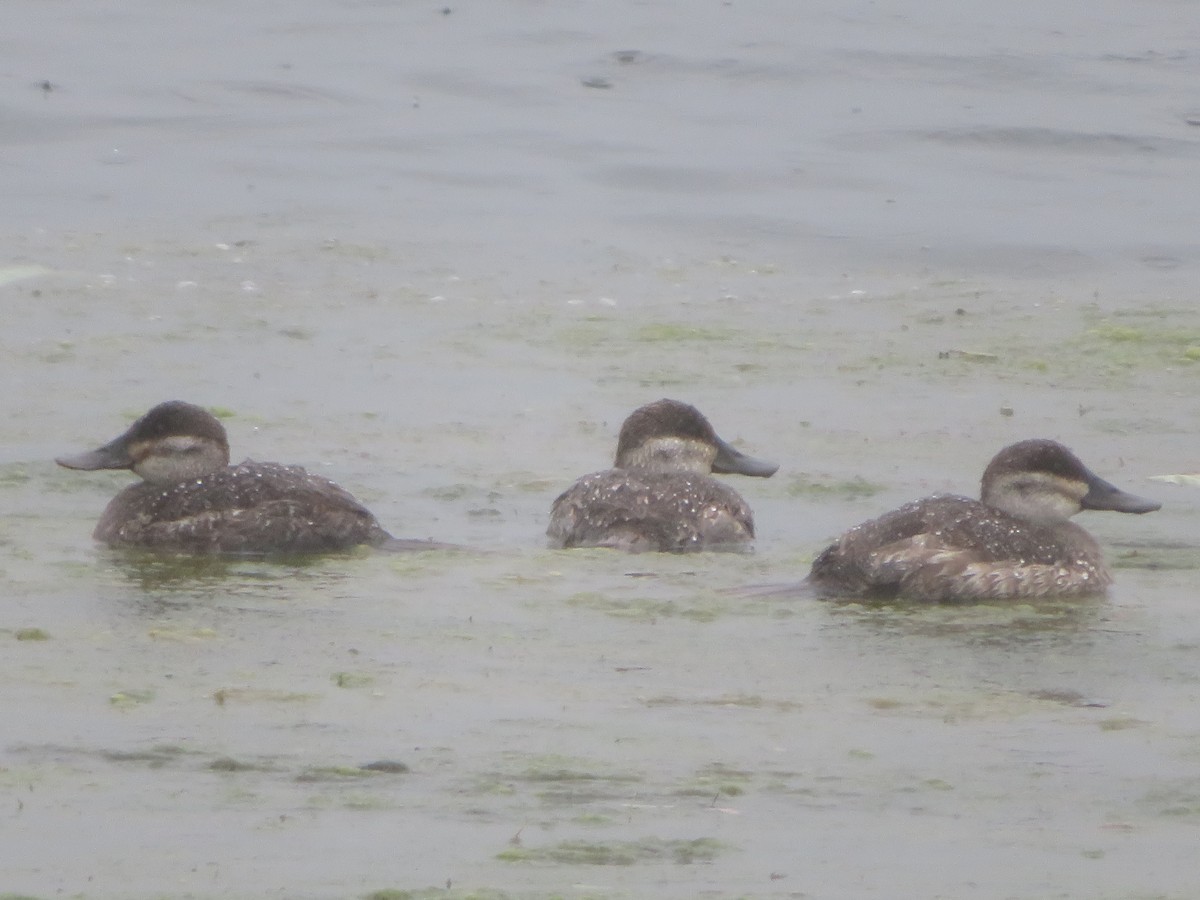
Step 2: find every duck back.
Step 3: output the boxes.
[95,460,391,554]
[548,469,756,553]
[809,494,1109,601]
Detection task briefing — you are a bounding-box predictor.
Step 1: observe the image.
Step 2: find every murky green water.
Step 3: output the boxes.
[3,1,1200,898]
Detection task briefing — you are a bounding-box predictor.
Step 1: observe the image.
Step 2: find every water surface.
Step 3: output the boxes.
[2,1,1199,897]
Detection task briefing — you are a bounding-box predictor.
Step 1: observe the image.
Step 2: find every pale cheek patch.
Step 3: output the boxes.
[622,437,716,474]
[990,472,1086,523]
[127,440,155,467]
[132,436,224,485]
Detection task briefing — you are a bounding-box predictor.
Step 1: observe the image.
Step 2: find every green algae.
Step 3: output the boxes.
[146,625,218,642]
[109,689,156,709]
[565,591,727,622]
[1097,717,1145,732]
[517,766,639,785]
[295,763,408,782]
[634,322,739,343]
[1141,779,1200,819]
[100,745,196,769]
[1073,317,1200,369]
[361,760,410,774]
[0,463,32,487]
[209,756,275,773]
[675,762,754,798]
[497,836,724,865]
[332,670,375,688]
[473,753,642,807]
[785,473,887,499]
[572,813,614,826]
[500,754,641,787]
[423,483,472,501]
[1091,324,1147,343]
[8,236,1200,900]
[212,687,319,706]
[468,778,517,796]
[544,314,803,366]
[317,240,394,261]
[632,368,699,388]
[642,692,803,712]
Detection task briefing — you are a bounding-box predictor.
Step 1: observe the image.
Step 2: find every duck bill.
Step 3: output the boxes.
[712,437,779,478]
[55,436,134,472]
[1081,472,1161,514]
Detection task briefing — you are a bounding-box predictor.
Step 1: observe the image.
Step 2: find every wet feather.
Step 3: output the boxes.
[809,440,1158,602]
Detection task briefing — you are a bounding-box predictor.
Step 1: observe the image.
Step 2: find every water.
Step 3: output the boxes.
[2,1,1200,897]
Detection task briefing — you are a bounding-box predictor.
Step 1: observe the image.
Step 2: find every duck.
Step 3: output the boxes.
[547,398,778,552]
[808,438,1161,601]
[56,400,401,555]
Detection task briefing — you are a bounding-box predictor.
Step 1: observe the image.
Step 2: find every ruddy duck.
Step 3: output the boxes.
[809,439,1160,601]
[547,398,778,552]
[57,401,394,555]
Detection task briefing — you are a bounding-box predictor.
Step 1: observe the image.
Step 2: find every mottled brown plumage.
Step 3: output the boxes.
[809,439,1160,601]
[548,399,777,553]
[58,401,394,555]
[548,469,757,552]
[91,460,390,554]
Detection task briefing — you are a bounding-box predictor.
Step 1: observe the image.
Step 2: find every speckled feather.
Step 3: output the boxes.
[809,494,1110,602]
[94,459,391,554]
[546,399,775,553]
[547,469,756,553]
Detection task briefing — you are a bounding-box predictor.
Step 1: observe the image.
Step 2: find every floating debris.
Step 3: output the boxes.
[938,349,999,362]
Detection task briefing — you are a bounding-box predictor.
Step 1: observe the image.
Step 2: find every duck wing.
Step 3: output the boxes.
[548,469,755,552]
[812,495,1107,601]
[96,460,390,553]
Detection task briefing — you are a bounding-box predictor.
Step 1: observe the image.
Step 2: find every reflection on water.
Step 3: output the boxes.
[96,549,368,623]
[103,548,332,592]
[823,593,1107,645]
